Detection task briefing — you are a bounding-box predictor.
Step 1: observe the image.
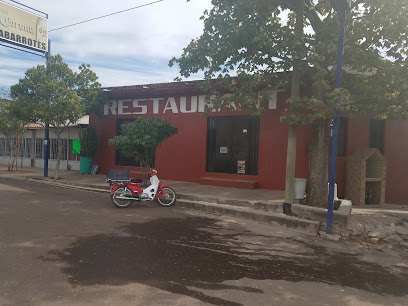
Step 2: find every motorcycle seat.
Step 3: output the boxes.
[130,178,143,184]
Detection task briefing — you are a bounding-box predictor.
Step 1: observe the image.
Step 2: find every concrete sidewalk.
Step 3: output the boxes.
[0,165,285,203]
[0,165,326,234]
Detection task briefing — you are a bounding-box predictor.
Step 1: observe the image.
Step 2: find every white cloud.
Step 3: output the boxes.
[92,64,205,87]
[38,0,209,59]
[0,0,212,87]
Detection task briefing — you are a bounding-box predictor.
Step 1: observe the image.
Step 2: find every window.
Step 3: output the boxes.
[17,138,32,158]
[206,116,259,175]
[35,138,44,159]
[68,139,79,161]
[50,139,58,160]
[0,138,7,156]
[115,119,155,167]
[50,139,69,160]
[369,119,385,154]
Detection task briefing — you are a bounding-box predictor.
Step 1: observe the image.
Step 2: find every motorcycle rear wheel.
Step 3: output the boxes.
[157,187,176,207]
[111,187,133,208]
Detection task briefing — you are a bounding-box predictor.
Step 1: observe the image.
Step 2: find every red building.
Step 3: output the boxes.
[91,81,408,205]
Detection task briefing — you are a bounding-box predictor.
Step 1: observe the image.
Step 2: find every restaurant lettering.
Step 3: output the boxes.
[104,91,279,116]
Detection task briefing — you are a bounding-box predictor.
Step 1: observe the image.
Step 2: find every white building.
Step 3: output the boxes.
[0,116,88,171]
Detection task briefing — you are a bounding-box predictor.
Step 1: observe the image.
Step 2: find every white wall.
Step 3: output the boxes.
[0,126,82,170]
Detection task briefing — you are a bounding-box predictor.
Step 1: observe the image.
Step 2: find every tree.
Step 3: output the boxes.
[10,54,106,179]
[79,126,98,159]
[109,118,178,184]
[170,0,408,206]
[0,100,24,171]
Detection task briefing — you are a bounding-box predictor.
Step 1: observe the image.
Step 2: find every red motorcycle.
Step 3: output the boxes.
[107,169,176,208]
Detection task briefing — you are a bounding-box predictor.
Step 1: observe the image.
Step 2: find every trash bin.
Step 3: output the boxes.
[79,157,93,174]
[294,178,307,200]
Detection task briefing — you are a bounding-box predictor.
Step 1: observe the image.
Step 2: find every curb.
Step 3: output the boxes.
[178,193,283,213]
[292,200,352,227]
[177,199,320,234]
[27,178,110,193]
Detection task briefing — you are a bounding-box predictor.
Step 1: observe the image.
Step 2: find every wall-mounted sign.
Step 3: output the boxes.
[0,2,48,53]
[220,147,228,154]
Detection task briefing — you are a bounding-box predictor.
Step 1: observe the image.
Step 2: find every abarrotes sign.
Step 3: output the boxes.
[0,1,48,53]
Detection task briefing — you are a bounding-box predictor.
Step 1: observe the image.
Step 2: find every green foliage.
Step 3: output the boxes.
[9,54,105,178]
[9,54,106,127]
[0,100,23,139]
[79,126,98,158]
[109,118,178,167]
[172,0,408,122]
[0,100,24,171]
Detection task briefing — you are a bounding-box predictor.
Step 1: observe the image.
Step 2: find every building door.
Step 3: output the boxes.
[206,116,259,175]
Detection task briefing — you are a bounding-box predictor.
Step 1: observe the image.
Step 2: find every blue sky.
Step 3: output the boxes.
[0,0,212,88]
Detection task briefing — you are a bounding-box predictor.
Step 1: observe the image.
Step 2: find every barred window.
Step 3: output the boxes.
[61,139,68,160]
[50,139,69,160]
[17,138,32,158]
[35,138,44,159]
[0,138,6,156]
[50,139,58,160]
[68,139,79,161]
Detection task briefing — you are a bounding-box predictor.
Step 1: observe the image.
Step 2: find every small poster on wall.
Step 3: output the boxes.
[237,160,245,174]
[220,147,228,154]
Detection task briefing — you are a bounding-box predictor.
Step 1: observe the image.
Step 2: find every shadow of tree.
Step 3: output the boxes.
[47,217,408,305]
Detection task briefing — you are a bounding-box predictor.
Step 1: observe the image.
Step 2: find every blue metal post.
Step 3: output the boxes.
[44,39,51,177]
[327,7,346,234]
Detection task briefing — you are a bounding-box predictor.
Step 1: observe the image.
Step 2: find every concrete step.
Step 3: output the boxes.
[200,177,258,189]
[178,193,283,213]
[177,199,320,234]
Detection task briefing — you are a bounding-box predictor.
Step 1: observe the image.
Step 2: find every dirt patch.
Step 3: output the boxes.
[47,217,408,305]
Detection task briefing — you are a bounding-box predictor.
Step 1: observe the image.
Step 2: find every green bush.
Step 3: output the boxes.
[79,126,98,158]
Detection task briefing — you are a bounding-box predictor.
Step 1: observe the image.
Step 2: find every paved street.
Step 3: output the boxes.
[1,178,408,306]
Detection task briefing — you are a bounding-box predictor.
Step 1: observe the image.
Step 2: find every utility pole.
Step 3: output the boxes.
[283,0,304,214]
[327,0,351,234]
[44,39,51,177]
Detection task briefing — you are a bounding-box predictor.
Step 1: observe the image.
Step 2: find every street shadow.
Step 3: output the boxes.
[47,217,408,305]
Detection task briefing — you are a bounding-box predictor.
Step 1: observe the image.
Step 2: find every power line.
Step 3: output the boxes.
[48,0,164,33]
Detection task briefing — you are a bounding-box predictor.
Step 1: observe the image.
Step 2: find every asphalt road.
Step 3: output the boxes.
[0,178,407,306]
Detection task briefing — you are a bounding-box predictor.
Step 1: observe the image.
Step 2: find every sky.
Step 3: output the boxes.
[0,0,212,89]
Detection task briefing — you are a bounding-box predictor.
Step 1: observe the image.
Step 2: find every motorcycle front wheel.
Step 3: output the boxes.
[111,187,133,208]
[157,187,176,207]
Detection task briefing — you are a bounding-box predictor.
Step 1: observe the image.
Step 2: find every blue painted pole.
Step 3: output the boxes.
[44,39,51,177]
[327,8,346,234]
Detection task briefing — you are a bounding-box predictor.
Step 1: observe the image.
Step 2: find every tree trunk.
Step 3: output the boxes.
[55,131,63,180]
[307,119,329,207]
[7,139,15,172]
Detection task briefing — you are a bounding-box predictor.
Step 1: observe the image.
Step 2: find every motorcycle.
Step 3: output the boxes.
[107,168,176,208]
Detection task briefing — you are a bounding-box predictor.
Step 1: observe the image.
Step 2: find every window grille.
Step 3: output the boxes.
[17,138,32,158]
[68,139,79,161]
[4,139,10,156]
[50,138,69,160]
[35,138,44,159]
[0,138,6,156]
[50,139,58,160]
